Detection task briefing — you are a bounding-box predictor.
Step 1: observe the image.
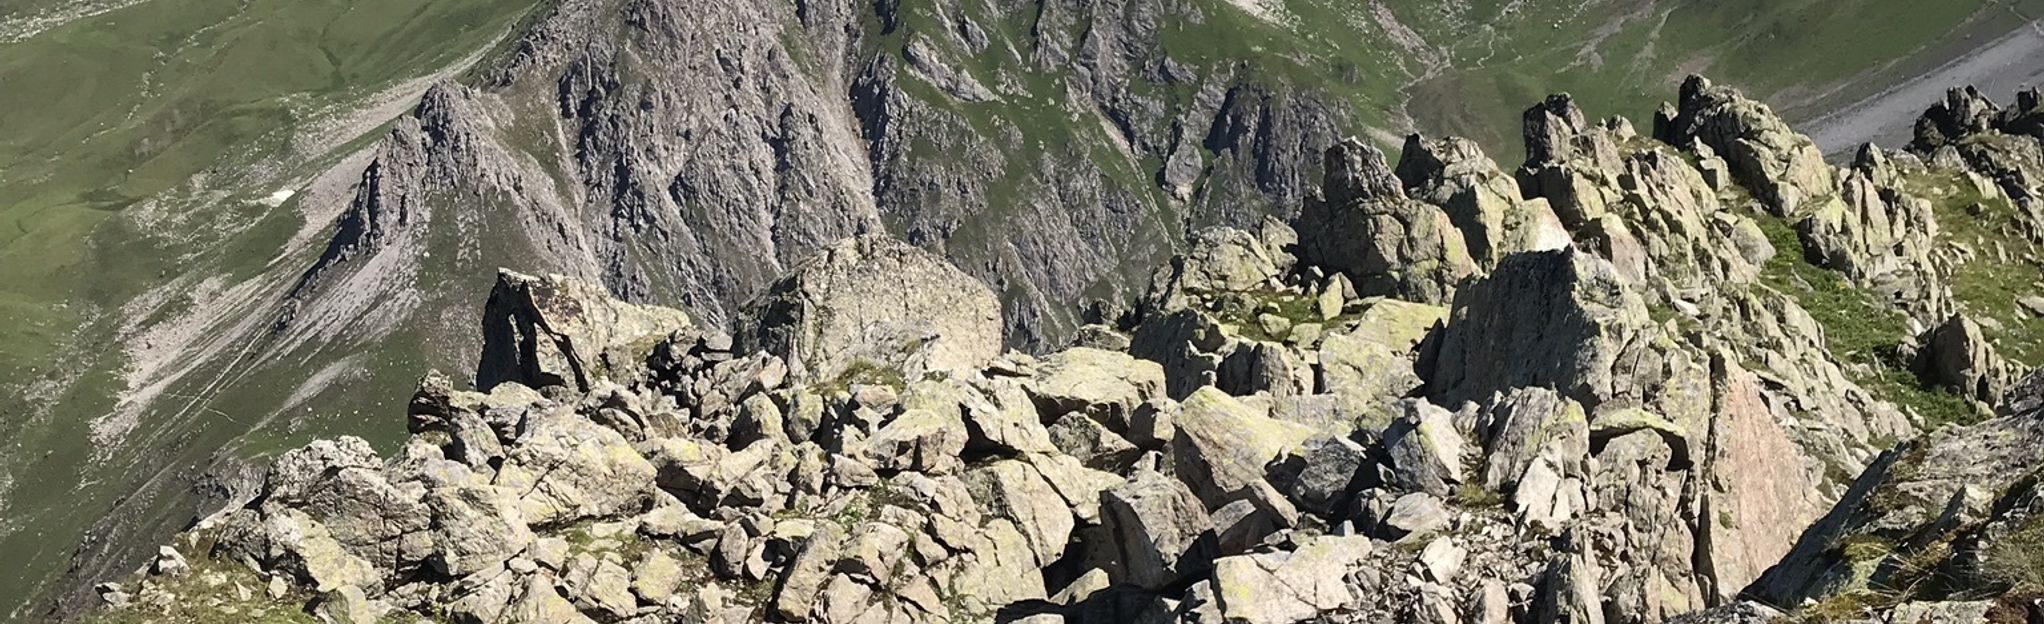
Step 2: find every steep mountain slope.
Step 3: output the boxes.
[9,0,2044,621]
[0,0,543,618]
[76,75,2044,623]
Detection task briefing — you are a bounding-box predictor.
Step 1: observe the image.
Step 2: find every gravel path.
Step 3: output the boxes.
[1804,19,2044,154]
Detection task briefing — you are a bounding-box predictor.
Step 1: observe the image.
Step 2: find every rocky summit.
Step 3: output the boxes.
[81,75,2044,624]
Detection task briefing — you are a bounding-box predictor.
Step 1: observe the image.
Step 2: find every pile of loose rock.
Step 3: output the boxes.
[94,76,2044,624]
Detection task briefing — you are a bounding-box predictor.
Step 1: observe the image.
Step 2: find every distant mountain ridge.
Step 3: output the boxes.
[7,0,2044,620]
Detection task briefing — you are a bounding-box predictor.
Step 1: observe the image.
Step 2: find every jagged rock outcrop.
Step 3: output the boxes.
[1424,248,1656,408]
[737,235,1003,383]
[97,76,2044,624]
[1398,134,1571,268]
[477,269,696,392]
[1909,313,2015,407]
[1297,138,1478,304]
[1751,370,2044,611]
[1656,75,1836,218]
[1800,144,1951,318]
[1518,92,1771,297]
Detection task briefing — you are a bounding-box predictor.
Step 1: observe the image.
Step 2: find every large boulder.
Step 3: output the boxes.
[1694,358,1821,602]
[1296,138,1477,304]
[1171,387,1316,509]
[1424,248,1653,408]
[1208,535,1374,622]
[1381,400,1467,496]
[1911,314,2014,406]
[1656,75,1836,218]
[1475,387,1590,493]
[477,269,694,392]
[1024,347,1166,430]
[739,235,1002,383]
[259,438,430,575]
[1101,469,1218,590]
[494,409,658,526]
[1398,133,1570,267]
[413,459,535,577]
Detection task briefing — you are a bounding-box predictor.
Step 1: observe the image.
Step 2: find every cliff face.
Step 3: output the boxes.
[285,0,1365,352]
[27,0,2044,620]
[87,75,2044,623]
[28,0,1394,616]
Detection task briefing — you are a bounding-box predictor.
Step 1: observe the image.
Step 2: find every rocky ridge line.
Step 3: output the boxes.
[88,76,2044,624]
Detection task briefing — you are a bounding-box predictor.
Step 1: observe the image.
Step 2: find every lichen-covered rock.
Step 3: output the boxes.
[1398,133,1571,266]
[1425,248,1653,408]
[1475,387,1589,493]
[1911,313,2015,406]
[739,235,1002,383]
[1024,347,1165,429]
[1658,75,1837,218]
[863,407,969,474]
[496,409,657,525]
[1381,400,1467,496]
[1170,387,1315,509]
[1101,469,1217,590]
[1752,370,2044,608]
[1801,145,1946,313]
[1297,138,1478,304]
[1267,434,1369,518]
[1209,535,1373,622]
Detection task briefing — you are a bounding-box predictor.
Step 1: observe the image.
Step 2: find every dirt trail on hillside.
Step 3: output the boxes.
[1804,19,2044,154]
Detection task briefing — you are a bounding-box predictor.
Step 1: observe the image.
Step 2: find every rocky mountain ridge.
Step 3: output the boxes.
[27,1,2044,620]
[83,75,2044,623]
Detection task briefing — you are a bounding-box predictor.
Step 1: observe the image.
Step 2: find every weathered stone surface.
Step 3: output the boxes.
[1753,370,2044,607]
[1426,248,1652,408]
[478,269,693,392]
[1267,434,1368,517]
[739,235,1002,383]
[415,459,534,576]
[863,407,969,474]
[1912,313,2014,405]
[1476,387,1590,493]
[1381,400,1466,496]
[1399,133,1571,266]
[1209,535,1373,623]
[971,460,1075,565]
[506,573,594,624]
[1535,546,1605,624]
[1316,327,1424,430]
[1380,491,1450,540]
[1297,138,1478,304]
[1046,411,1140,471]
[1658,75,1836,218]
[1694,358,1820,602]
[1024,347,1166,428]
[1171,387,1315,509]
[105,75,2044,624]
[1101,469,1217,590]
[497,410,657,526]
[773,523,846,621]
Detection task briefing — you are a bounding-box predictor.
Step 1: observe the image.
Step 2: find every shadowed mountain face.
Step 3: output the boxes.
[5,0,2044,621]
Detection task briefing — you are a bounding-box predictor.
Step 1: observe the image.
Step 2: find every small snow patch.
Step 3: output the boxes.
[1219,0,1287,24]
[258,189,296,207]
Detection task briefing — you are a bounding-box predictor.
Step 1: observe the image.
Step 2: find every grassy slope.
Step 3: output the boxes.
[0,0,534,619]
[1751,212,1978,431]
